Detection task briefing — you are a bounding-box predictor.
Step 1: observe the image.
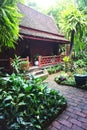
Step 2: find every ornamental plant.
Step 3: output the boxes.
[11,55,29,74]
[63,56,69,63]
[63,56,70,72]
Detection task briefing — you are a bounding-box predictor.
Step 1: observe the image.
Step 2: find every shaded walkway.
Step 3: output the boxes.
[45,73,87,130]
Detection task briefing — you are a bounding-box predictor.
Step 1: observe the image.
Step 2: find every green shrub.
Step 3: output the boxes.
[47,67,53,74]
[0,73,66,130]
[55,75,75,86]
[75,60,86,68]
[47,64,63,74]
[55,64,63,72]
[83,54,87,66]
[61,76,76,86]
[75,68,87,75]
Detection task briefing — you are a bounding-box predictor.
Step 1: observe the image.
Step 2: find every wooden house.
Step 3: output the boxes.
[0,3,69,72]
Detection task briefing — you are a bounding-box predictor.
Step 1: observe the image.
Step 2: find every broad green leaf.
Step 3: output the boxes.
[18,93,25,98]
[4,95,12,102]
[18,102,26,106]
[25,86,32,92]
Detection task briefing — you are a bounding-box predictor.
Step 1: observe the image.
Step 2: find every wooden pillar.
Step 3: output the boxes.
[66,45,70,56]
[38,56,42,67]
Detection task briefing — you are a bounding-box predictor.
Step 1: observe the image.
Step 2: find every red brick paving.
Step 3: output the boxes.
[44,73,87,130]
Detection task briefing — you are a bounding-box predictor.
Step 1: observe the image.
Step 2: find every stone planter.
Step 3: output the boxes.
[74,74,87,86]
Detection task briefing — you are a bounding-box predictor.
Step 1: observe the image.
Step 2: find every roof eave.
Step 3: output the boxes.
[20,33,70,44]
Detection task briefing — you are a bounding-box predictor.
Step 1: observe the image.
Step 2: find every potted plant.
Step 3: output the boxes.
[74,68,87,86]
[34,54,39,66]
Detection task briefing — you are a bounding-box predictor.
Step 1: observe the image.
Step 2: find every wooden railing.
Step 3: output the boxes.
[38,55,62,67]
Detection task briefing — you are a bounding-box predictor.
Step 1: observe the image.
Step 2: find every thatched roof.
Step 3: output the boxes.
[18,3,69,43]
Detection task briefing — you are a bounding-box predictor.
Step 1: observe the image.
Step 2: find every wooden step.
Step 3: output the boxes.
[34,73,48,79]
[28,66,39,73]
[26,66,48,79]
[32,70,43,76]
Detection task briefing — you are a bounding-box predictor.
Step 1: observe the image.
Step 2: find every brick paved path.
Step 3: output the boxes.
[45,73,87,130]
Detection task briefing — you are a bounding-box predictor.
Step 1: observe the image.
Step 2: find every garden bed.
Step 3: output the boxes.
[0,103,67,130]
[46,64,63,74]
[54,72,87,90]
[0,73,67,130]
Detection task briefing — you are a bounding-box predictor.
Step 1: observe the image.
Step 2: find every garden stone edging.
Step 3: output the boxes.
[42,102,67,130]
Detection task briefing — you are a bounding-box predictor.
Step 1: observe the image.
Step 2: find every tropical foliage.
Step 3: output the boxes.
[59,5,87,53]
[0,0,22,51]
[76,0,87,11]
[10,55,29,74]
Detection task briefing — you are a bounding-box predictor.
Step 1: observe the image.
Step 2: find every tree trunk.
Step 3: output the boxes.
[69,29,75,54]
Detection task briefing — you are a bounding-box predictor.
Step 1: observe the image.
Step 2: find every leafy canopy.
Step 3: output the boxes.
[0,0,22,51]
